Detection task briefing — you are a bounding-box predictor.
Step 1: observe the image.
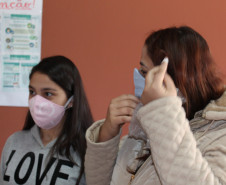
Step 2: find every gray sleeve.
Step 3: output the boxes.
[0,135,12,184]
[0,150,5,184]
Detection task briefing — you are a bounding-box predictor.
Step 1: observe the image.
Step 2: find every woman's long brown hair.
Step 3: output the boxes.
[145,26,224,120]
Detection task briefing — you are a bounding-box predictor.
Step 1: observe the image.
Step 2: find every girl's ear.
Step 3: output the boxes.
[66,96,74,108]
[67,96,74,109]
[68,101,73,108]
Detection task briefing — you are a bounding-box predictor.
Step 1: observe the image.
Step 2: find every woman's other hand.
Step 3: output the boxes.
[98,94,140,142]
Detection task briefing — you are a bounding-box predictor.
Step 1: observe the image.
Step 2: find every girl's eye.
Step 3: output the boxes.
[45,92,53,97]
[29,89,35,96]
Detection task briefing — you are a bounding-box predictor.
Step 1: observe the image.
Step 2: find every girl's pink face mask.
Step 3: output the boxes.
[29,95,73,129]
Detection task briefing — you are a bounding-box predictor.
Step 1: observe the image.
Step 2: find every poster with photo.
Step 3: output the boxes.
[0,0,43,106]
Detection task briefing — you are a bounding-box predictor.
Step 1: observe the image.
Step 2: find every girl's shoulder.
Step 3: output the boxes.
[7,129,30,140]
[3,129,31,149]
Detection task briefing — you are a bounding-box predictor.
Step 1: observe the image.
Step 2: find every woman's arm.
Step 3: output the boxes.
[139,61,226,184]
[137,96,226,184]
[85,120,121,185]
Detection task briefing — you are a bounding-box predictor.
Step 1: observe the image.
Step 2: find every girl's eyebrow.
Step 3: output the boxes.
[42,88,57,91]
[28,85,56,91]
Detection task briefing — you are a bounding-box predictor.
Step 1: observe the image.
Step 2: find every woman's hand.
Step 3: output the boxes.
[98,94,140,142]
[141,60,177,105]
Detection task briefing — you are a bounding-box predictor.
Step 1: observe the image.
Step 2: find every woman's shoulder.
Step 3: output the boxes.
[202,90,226,120]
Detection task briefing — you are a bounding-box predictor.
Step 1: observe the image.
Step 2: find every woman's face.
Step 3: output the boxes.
[29,72,68,106]
[139,45,154,77]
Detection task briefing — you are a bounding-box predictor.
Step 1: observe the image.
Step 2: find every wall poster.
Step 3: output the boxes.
[0,0,43,106]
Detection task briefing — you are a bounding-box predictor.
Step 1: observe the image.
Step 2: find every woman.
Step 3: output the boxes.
[0,56,93,185]
[85,26,226,184]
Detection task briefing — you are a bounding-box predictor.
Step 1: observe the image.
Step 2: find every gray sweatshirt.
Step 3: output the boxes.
[0,125,86,185]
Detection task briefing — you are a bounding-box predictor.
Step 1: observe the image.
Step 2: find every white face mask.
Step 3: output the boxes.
[133,68,186,103]
[133,68,145,98]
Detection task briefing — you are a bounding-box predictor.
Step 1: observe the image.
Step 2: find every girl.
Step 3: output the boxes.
[0,56,93,185]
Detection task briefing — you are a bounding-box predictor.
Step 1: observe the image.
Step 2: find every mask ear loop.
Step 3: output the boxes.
[64,96,74,109]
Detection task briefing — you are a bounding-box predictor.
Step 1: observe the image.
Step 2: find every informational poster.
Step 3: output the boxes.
[0,0,43,106]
